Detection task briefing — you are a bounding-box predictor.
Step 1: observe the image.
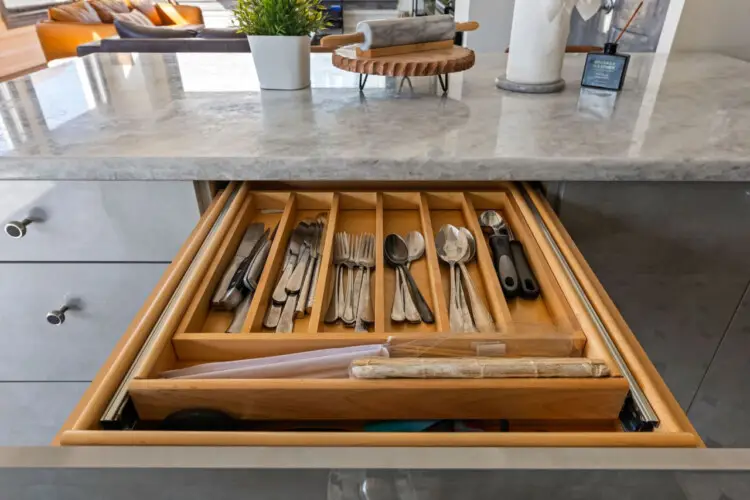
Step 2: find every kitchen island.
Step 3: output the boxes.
[1,52,750,497]
[1,52,750,181]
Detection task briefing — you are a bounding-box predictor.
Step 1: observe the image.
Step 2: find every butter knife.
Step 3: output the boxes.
[211,223,266,308]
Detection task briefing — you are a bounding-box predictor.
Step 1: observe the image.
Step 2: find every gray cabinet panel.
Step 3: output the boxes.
[0,181,198,261]
[0,263,166,381]
[0,382,87,445]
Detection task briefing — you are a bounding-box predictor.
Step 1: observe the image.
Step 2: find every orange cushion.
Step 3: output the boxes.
[48,1,102,23]
[127,0,162,25]
[88,0,130,23]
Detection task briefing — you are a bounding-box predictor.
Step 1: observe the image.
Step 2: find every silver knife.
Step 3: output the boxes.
[211,223,266,308]
[243,223,278,292]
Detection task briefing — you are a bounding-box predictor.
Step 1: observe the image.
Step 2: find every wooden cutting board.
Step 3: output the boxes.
[332,45,475,77]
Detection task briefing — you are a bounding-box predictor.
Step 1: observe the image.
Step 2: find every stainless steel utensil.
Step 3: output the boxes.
[296,221,321,316]
[341,233,357,325]
[390,231,425,324]
[435,224,467,333]
[226,293,252,333]
[456,228,477,333]
[324,232,347,324]
[385,233,434,324]
[265,221,309,329]
[458,227,495,333]
[355,234,376,332]
[479,210,519,298]
[271,225,306,305]
[305,213,328,313]
[211,223,266,309]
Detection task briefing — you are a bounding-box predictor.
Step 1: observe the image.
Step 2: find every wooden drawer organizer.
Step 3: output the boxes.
[57,182,702,448]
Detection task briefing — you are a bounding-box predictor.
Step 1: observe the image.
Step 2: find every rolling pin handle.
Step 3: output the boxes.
[320,32,366,48]
[455,21,479,32]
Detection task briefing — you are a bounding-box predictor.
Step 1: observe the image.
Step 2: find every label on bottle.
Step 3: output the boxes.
[581,53,628,91]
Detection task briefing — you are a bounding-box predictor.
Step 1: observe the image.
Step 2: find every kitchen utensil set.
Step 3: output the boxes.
[264,215,327,333]
[384,231,434,325]
[325,232,376,332]
[209,221,278,333]
[479,210,540,299]
[435,224,495,333]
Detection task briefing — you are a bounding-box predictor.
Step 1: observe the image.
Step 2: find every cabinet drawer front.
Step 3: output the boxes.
[56,183,701,448]
[0,262,166,380]
[0,181,198,261]
[0,382,87,446]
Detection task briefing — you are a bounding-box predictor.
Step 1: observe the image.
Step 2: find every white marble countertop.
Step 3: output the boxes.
[1,51,749,181]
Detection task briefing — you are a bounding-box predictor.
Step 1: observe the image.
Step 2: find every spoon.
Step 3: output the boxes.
[435,224,466,333]
[457,227,495,333]
[384,234,434,324]
[400,231,427,321]
[479,210,519,298]
[456,228,477,332]
[404,231,425,268]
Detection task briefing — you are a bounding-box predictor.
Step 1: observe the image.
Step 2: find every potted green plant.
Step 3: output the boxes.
[233,0,329,90]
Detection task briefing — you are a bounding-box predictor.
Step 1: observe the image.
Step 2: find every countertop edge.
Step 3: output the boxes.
[1,157,749,181]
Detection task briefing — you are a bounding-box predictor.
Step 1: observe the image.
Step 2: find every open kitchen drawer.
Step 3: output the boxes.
[54,182,702,448]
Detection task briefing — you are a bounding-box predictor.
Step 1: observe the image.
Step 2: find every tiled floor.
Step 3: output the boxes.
[558,182,750,447]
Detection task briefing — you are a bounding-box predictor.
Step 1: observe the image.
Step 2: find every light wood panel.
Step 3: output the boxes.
[172,331,585,361]
[128,377,629,421]
[0,25,46,81]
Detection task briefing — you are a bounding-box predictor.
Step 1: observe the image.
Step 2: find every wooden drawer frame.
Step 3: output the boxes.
[54,182,703,448]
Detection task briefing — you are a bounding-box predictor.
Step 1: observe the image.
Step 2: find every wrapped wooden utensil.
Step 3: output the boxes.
[349,357,610,379]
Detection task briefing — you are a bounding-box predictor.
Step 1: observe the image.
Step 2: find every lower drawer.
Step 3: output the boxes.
[0,262,167,381]
[54,182,702,448]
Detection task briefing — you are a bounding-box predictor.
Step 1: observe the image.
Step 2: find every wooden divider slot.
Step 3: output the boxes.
[382,192,438,334]
[244,192,335,334]
[467,191,584,342]
[423,192,505,332]
[316,192,378,333]
[417,193,450,332]
[176,192,291,334]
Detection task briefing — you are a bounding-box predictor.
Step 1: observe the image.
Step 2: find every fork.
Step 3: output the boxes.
[324,232,348,323]
[355,234,375,332]
[342,233,359,325]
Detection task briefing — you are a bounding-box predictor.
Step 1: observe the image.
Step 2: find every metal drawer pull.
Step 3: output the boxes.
[5,218,34,239]
[46,305,69,325]
[46,298,81,326]
[5,210,45,239]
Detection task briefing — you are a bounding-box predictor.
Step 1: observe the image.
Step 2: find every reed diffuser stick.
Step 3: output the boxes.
[615,1,644,43]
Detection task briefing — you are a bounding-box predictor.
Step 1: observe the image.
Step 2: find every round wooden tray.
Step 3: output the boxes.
[332,45,475,77]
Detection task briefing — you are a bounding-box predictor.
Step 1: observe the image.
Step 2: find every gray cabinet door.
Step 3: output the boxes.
[0,382,88,445]
[0,181,198,261]
[0,263,166,381]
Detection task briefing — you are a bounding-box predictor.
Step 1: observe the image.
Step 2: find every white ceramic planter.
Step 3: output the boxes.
[247,35,311,90]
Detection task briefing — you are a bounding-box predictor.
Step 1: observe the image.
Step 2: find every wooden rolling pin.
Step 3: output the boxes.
[350,357,611,379]
[321,15,479,56]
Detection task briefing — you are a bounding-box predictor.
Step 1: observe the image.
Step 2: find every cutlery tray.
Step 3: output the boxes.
[122,185,630,423]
